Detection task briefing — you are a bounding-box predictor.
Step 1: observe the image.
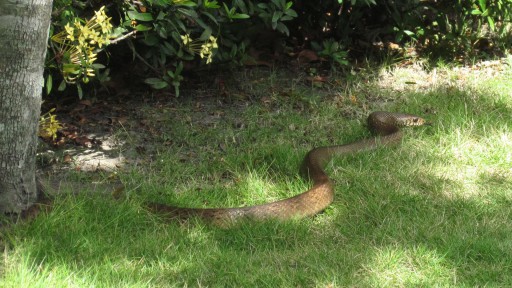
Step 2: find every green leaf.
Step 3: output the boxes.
[276,22,289,36]
[178,7,198,18]
[201,11,219,25]
[121,20,133,28]
[134,24,152,31]
[46,74,52,95]
[143,34,160,46]
[180,53,195,61]
[231,13,250,19]
[175,61,183,75]
[271,0,282,9]
[223,3,232,16]
[403,30,416,36]
[173,83,180,97]
[58,80,66,92]
[487,16,495,31]
[204,0,220,9]
[177,1,197,7]
[92,63,106,69]
[284,9,298,17]
[161,43,174,56]
[127,11,154,21]
[478,0,487,10]
[157,25,168,38]
[145,78,169,89]
[156,11,166,20]
[77,83,83,99]
[194,17,211,31]
[63,63,80,74]
[175,18,187,32]
[272,11,283,23]
[259,12,270,19]
[199,27,212,41]
[236,0,249,13]
[163,41,177,54]
[110,27,128,38]
[171,31,182,45]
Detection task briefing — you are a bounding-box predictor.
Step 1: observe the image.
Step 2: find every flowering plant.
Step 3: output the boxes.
[51,6,113,85]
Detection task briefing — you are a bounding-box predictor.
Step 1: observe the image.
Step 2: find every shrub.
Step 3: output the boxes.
[121,0,299,96]
[44,0,299,98]
[44,0,512,99]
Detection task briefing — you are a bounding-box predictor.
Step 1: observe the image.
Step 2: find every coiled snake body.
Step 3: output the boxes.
[147,111,426,226]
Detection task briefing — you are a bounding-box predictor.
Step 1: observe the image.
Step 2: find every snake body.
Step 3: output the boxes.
[147,111,425,225]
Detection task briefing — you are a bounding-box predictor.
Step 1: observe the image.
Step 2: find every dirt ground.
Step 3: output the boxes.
[37,65,318,194]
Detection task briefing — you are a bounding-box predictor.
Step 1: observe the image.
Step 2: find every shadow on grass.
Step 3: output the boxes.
[5,83,512,286]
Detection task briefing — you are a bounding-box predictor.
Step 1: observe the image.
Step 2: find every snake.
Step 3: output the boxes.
[146,111,426,226]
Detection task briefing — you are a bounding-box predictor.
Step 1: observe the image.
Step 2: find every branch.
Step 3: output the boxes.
[133,50,161,75]
[109,30,138,45]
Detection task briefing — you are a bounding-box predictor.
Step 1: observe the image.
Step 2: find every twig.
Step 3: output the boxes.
[109,30,138,45]
[134,50,161,75]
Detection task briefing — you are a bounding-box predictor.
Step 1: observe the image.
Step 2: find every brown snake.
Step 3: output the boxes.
[146,111,426,226]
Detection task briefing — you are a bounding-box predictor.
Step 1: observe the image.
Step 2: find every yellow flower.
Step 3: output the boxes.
[94,6,107,23]
[199,44,208,58]
[78,34,87,47]
[181,34,192,45]
[86,68,95,77]
[99,21,113,35]
[80,25,93,39]
[40,113,62,140]
[191,36,217,64]
[65,23,75,41]
[209,36,218,48]
[96,37,108,48]
[87,51,98,62]
[93,6,113,34]
[73,19,83,30]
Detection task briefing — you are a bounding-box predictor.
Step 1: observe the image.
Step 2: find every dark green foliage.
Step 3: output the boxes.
[119,0,300,95]
[44,0,512,98]
[291,0,511,59]
[374,0,512,58]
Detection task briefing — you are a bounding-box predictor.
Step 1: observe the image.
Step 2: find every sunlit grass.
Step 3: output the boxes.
[363,245,455,286]
[2,61,512,287]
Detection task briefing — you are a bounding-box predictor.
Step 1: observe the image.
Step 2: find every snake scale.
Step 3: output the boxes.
[146,111,426,226]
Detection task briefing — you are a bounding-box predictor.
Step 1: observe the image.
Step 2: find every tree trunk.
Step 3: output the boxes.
[0,0,53,214]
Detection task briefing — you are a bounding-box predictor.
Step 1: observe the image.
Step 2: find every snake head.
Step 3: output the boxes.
[397,114,427,127]
[408,116,426,126]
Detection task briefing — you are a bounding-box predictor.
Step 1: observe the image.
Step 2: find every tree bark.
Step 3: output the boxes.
[0,0,53,214]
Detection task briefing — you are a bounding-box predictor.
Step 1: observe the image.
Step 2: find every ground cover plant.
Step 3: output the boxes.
[1,58,512,286]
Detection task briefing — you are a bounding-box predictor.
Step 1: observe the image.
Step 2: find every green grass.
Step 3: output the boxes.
[2,61,512,287]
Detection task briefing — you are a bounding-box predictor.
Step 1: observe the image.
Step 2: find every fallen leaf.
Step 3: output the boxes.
[297,49,319,64]
[63,154,73,163]
[80,99,92,106]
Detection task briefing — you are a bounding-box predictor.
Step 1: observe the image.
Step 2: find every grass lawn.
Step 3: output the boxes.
[1,59,512,287]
